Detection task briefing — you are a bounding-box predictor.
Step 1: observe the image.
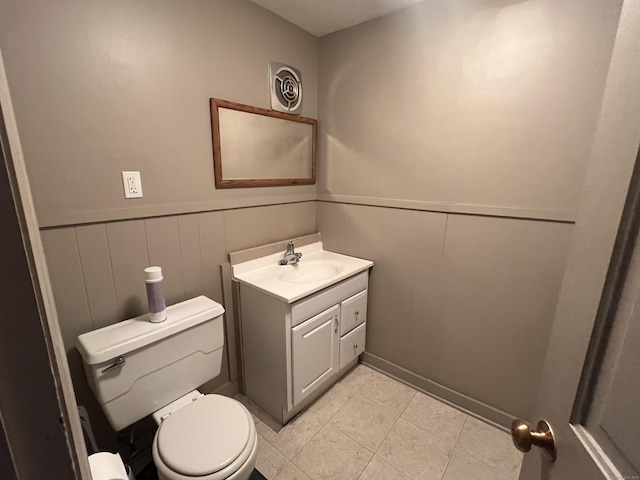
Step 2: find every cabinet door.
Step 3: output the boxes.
[292,305,339,406]
[340,290,367,336]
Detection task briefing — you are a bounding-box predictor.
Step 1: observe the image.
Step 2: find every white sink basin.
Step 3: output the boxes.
[279,260,343,283]
[232,241,373,303]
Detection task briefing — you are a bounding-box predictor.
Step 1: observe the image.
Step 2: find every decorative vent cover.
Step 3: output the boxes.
[269,62,303,114]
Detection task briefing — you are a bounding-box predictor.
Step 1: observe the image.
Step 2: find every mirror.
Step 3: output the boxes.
[210,98,317,188]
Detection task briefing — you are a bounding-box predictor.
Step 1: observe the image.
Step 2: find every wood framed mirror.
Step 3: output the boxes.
[210,98,317,188]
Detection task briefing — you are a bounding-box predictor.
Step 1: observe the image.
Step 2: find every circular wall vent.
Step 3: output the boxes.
[269,62,303,114]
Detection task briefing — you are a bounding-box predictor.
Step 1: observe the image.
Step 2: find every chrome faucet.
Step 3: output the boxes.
[279,240,302,265]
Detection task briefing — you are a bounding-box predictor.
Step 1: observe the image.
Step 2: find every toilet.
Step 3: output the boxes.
[76,296,257,480]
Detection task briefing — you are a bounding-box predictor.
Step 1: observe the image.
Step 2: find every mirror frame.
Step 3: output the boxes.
[209,98,317,188]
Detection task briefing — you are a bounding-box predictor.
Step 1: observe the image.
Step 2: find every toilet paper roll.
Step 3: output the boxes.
[88,452,129,480]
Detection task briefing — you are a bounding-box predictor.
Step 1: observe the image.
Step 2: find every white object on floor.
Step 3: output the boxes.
[88,452,128,480]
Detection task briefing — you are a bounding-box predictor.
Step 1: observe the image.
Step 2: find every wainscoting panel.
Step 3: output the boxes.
[319,201,573,420]
[75,224,119,330]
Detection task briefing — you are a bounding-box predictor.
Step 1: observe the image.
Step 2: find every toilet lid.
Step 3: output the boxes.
[156,395,251,476]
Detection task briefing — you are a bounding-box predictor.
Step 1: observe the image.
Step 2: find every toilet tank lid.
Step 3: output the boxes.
[76,296,225,365]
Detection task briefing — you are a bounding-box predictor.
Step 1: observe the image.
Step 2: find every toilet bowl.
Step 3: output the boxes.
[76,297,257,480]
[151,393,257,480]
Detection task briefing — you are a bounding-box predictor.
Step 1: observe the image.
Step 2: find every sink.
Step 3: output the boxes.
[279,261,343,283]
[232,241,374,303]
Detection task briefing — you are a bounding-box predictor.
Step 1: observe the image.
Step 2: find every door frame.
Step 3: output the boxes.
[0,48,91,478]
[520,0,640,478]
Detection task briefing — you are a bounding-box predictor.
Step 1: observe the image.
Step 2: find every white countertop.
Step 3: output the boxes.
[232,242,373,303]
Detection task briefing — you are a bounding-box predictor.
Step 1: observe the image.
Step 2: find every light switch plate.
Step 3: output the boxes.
[122,171,143,198]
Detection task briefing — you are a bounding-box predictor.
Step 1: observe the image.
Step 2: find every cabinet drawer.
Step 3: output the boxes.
[339,290,367,336]
[339,323,366,370]
[291,272,368,327]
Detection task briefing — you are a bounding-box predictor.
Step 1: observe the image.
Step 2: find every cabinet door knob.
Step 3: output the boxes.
[353,343,358,351]
[355,310,359,316]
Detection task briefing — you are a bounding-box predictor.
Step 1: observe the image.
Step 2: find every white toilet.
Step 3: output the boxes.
[77,296,257,480]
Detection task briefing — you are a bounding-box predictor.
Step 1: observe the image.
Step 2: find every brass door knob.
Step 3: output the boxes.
[511,419,557,462]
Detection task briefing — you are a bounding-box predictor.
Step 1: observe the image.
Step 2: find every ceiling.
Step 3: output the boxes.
[250,0,427,37]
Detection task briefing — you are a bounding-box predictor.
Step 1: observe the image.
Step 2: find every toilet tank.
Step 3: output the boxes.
[76,296,225,431]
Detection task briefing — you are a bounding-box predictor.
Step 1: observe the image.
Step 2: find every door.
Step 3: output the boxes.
[517,1,640,478]
[0,48,90,477]
[291,305,339,406]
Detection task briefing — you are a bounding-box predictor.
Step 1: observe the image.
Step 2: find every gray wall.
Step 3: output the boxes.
[318,0,621,216]
[0,0,319,227]
[0,0,320,449]
[317,0,622,422]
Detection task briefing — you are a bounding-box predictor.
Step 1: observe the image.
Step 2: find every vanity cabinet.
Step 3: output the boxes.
[238,270,370,424]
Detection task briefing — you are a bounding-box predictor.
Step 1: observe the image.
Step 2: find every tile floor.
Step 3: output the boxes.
[241,364,523,480]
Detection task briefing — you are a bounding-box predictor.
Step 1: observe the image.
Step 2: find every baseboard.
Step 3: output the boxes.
[361,352,514,432]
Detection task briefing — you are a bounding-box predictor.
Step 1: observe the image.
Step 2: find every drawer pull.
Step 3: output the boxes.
[353,343,358,352]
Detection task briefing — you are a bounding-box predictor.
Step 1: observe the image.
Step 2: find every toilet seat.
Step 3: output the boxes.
[152,395,257,480]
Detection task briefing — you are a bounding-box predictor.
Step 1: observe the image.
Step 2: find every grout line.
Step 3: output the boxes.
[439,447,455,480]
[397,389,417,418]
[272,460,289,480]
[175,216,187,299]
[453,418,520,480]
[453,415,467,446]
[440,412,468,480]
[441,214,449,259]
[315,376,391,461]
[355,455,374,480]
[194,214,204,295]
[103,224,121,319]
[256,431,289,476]
[398,405,466,447]
[374,412,399,456]
[360,370,417,418]
[73,226,94,329]
[141,218,151,266]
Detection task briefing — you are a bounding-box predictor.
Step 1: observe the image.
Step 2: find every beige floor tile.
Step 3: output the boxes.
[401,392,467,445]
[234,393,283,432]
[256,434,289,479]
[455,417,523,479]
[358,455,411,480]
[442,449,511,480]
[307,383,354,424]
[329,393,397,452]
[257,410,325,459]
[338,363,375,391]
[357,372,416,415]
[377,418,453,480]
[274,462,312,480]
[293,424,373,480]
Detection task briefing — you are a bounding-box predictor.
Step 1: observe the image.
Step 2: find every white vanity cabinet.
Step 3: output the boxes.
[239,270,370,424]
